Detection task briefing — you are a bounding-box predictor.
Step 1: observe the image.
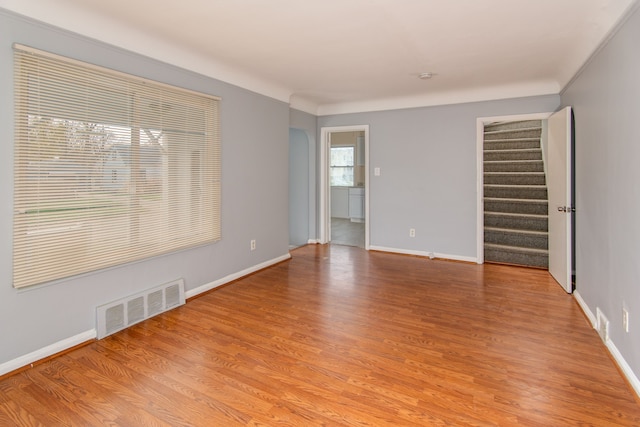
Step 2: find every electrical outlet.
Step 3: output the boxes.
[250,239,256,251]
[409,228,415,237]
[623,308,629,333]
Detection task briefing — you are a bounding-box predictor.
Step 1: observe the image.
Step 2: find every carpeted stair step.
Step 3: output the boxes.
[484,120,542,132]
[484,198,548,215]
[484,160,544,173]
[482,119,547,269]
[484,172,546,186]
[484,243,548,268]
[484,127,542,140]
[484,212,548,231]
[484,184,548,200]
[484,227,548,250]
[484,149,542,162]
[484,138,541,151]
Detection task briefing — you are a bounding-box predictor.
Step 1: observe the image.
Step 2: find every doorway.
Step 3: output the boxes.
[476,112,551,264]
[289,128,310,248]
[319,125,370,249]
[329,131,365,247]
[476,110,575,293]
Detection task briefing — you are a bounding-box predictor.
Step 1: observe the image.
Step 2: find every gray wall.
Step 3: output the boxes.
[289,108,318,241]
[0,10,290,366]
[561,6,640,379]
[318,95,560,257]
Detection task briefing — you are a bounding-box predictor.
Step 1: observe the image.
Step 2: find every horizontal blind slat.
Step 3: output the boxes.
[13,46,221,288]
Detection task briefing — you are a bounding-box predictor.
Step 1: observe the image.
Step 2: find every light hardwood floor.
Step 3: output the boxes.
[0,244,639,426]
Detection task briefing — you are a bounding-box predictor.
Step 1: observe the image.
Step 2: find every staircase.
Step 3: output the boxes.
[483,120,548,269]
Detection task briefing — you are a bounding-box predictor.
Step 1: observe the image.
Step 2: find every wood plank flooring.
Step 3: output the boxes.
[1,244,639,426]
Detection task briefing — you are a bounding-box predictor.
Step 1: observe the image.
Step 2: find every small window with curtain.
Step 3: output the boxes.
[330,146,355,186]
[13,44,221,289]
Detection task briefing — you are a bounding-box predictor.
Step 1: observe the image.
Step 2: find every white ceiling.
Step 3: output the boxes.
[1,0,637,114]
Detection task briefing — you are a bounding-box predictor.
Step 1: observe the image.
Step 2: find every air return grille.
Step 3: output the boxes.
[96,279,185,339]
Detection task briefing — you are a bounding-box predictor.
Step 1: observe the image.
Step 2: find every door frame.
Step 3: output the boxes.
[319,125,370,249]
[475,112,552,264]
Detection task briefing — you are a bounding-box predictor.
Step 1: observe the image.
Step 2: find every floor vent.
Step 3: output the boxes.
[96,279,185,339]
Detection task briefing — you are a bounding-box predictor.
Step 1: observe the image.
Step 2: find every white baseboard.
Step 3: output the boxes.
[1,253,291,378]
[368,245,477,263]
[307,239,319,244]
[185,252,291,299]
[573,290,597,326]
[573,290,640,399]
[0,329,96,377]
[605,337,640,398]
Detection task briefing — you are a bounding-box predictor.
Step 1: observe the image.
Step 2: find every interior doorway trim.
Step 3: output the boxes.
[320,125,370,249]
[476,112,552,264]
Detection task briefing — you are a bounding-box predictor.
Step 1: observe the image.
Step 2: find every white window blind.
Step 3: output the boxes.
[13,44,221,289]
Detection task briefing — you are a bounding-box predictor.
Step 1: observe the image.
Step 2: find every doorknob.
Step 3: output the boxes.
[557,206,575,213]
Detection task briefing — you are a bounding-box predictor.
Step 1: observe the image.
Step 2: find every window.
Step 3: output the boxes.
[330,146,355,186]
[13,45,221,288]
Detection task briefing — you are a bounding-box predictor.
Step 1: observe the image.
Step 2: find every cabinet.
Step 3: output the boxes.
[330,187,349,218]
[348,187,364,222]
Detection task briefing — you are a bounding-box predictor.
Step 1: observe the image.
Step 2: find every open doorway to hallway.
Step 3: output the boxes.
[320,125,370,249]
[329,130,365,248]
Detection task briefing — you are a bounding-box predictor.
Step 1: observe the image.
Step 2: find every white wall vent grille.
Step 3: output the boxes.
[596,307,610,343]
[128,296,145,324]
[148,289,164,317]
[96,279,185,339]
[105,304,125,334]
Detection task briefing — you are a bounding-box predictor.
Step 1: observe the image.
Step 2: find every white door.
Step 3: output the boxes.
[547,106,573,293]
